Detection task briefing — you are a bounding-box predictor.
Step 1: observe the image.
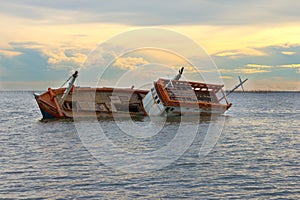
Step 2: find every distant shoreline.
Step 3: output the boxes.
[225,90,300,93]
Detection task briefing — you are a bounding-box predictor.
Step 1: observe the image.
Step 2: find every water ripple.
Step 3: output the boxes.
[0,91,299,199]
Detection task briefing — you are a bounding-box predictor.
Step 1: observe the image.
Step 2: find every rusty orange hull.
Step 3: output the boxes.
[34,87,149,119]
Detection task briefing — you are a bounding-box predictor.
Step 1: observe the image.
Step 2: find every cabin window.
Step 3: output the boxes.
[157,99,161,104]
[170,108,174,111]
[155,95,158,100]
[165,107,170,112]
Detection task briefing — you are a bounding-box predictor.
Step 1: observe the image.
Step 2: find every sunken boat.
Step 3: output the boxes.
[34,68,233,119]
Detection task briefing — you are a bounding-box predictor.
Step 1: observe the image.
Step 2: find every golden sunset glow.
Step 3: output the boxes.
[0,1,299,90]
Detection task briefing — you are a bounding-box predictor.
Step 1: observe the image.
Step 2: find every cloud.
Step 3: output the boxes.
[0,43,48,81]
[112,56,149,70]
[215,43,300,91]
[48,65,75,71]
[214,44,300,75]
[220,75,233,79]
[219,66,271,75]
[245,64,272,68]
[0,49,22,57]
[44,48,87,70]
[1,1,300,90]
[236,68,270,74]
[0,41,85,89]
[279,63,300,75]
[9,41,43,49]
[281,51,296,55]
[215,51,243,57]
[214,48,266,58]
[0,42,43,58]
[279,64,300,68]
[2,0,300,26]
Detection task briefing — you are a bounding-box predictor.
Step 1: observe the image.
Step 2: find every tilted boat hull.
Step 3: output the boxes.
[142,78,231,117]
[34,71,232,119]
[34,87,149,119]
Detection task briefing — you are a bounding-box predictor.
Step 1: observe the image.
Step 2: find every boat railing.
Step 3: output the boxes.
[155,79,230,110]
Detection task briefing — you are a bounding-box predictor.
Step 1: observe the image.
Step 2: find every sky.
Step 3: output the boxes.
[0,0,299,90]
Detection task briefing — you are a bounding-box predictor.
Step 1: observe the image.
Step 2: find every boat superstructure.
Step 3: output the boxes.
[142,68,231,116]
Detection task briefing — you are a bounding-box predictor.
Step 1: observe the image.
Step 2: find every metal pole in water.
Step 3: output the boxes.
[226,78,248,96]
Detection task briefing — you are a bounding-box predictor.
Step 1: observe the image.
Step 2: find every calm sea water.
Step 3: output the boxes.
[0,91,299,199]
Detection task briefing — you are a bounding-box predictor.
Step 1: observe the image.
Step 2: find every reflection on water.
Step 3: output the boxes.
[0,91,299,199]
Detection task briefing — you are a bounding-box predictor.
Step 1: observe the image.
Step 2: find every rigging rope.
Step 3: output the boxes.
[60,75,72,88]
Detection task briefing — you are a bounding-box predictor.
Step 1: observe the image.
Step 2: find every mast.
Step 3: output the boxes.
[173,67,184,81]
[59,71,78,106]
[165,67,184,88]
